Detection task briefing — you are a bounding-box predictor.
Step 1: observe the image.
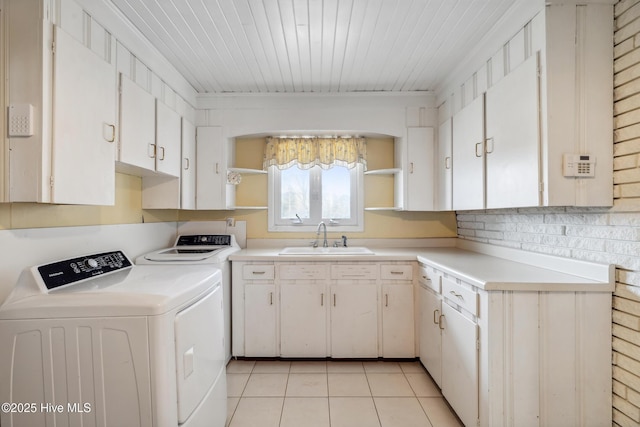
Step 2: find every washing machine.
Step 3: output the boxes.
[136,234,240,362]
[0,250,226,427]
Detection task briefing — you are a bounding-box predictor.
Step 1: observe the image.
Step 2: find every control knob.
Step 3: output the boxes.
[86,258,99,268]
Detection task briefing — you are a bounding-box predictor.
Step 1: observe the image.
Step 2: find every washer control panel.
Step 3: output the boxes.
[37,251,132,291]
[176,234,231,246]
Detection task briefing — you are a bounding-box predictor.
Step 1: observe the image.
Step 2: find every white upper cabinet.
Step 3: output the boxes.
[155,100,181,178]
[452,96,485,211]
[118,74,156,174]
[50,27,117,205]
[196,126,232,210]
[452,55,541,211]
[485,55,540,209]
[436,118,453,211]
[118,75,181,179]
[181,119,196,210]
[441,3,613,209]
[5,3,118,205]
[405,127,435,211]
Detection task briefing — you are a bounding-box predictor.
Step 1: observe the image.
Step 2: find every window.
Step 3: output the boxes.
[268,164,363,232]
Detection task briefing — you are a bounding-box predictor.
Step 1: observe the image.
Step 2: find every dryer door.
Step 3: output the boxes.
[174,283,224,423]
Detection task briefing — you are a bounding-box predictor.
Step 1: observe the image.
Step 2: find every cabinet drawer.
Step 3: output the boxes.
[242,264,275,280]
[331,264,378,280]
[442,277,477,316]
[279,264,328,280]
[380,264,413,281]
[418,266,440,293]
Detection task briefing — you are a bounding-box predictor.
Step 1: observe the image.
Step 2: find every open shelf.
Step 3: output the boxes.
[364,168,401,175]
[228,167,267,174]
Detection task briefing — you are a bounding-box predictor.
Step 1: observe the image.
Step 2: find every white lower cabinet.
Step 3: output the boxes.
[244,284,277,357]
[233,263,277,357]
[330,283,378,358]
[419,267,443,387]
[232,261,414,359]
[381,273,415,358]
[417,261,612,427]
[280,283,327,357]
[441,302,479,427]
[381,284,414,357]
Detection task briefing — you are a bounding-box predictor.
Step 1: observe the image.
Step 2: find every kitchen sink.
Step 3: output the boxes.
[279,246,375,255]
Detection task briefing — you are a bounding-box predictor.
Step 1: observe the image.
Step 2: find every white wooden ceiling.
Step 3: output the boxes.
[109,0,518,94]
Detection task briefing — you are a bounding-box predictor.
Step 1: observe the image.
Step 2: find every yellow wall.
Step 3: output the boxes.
[0,173,177,230]
[180,136,458,239]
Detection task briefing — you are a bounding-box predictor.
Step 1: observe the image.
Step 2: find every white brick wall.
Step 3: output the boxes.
[456,2,640,424]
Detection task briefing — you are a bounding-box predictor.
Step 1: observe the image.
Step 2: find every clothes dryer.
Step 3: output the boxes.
[137,234,240,361]
[0,251,225,427]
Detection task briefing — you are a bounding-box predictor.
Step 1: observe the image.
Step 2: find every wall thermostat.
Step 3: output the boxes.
[563,153,595,177]
[8,103,34,137]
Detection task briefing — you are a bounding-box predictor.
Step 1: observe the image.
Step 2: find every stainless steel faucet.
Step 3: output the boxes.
[316,221,328,248]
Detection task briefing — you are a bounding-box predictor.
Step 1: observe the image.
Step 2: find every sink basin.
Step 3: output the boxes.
[279,246,375,255]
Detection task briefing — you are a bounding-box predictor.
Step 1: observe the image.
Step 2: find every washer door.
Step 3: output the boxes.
[174,283,224,423]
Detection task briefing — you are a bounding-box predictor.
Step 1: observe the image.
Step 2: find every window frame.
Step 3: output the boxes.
[268,164,364,232]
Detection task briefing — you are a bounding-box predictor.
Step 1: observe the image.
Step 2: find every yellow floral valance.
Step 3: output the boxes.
[263,137,367,170]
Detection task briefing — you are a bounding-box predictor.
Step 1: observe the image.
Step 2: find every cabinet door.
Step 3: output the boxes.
[244,284,277,357]
[51,27,116,205]
[406,127,434,211]
[196,126,229,210]
[280,284,327,357]
[437,118,453,211]
[181,119,196,209]
[155,101,181,177]
[420,286,443,388]
[485,54,540,209]
[452,95,485,210]
[119,74,156,173]
[441,303,478,427]
[330,284,378,358]
[382,284,415,358]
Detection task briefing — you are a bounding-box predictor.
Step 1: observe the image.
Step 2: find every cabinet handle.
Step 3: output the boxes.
[444,156,451,169]
[385,293,389,307]
[252,271,266,275]
[410,162,414,173]
[215,162,219,174]
[103,123,116,142]
[475,142,483,157]
[439,314,445,330]
[148,143,156,158]
[333,294,336,307]
[321,293,324,306]
[159,146,166,160]
[485,137,494,154]
[449,290,464,300]
[183,157,190,170]
[433,309,440,325]
[269,292,273,305]
[390,271,403,275]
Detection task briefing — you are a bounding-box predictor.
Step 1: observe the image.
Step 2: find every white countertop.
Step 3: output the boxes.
[229,245,613,292]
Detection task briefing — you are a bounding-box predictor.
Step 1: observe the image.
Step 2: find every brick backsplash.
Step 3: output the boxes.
[456,1,640,424]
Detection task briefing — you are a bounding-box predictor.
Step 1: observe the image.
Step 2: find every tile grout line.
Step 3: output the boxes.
[278,364,291,427]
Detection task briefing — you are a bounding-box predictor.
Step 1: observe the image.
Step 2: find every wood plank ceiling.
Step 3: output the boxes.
[109,0,518,94]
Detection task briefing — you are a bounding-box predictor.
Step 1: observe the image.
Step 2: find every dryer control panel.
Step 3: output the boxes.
[37,251,132,291]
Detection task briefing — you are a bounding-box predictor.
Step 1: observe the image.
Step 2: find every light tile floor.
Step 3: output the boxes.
[226,360,463,427]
